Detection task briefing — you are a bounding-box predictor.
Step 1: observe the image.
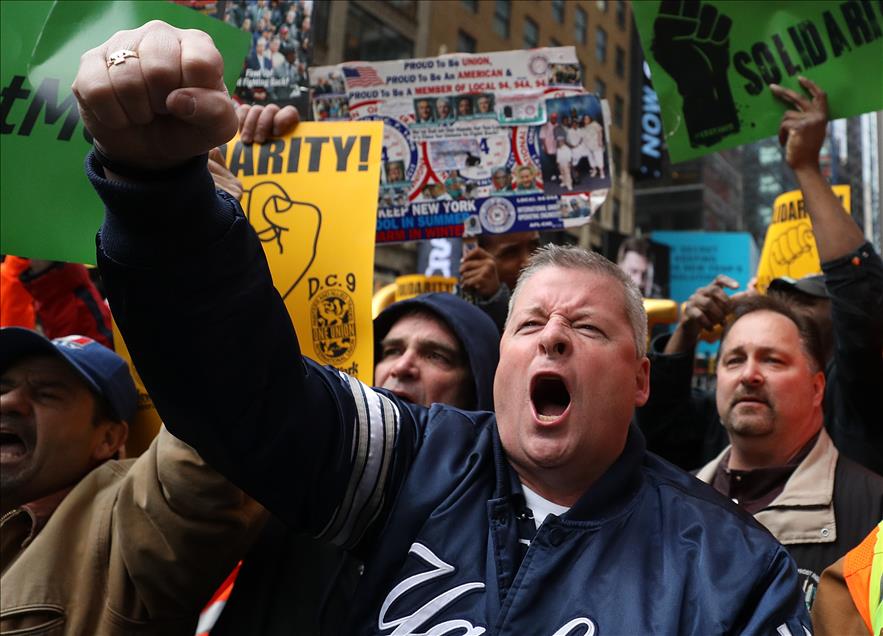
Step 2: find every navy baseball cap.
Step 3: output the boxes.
[0,327,138,422]
[768,274,829,299]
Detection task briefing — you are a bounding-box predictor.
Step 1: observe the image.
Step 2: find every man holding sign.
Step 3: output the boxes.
[78,21,809,634]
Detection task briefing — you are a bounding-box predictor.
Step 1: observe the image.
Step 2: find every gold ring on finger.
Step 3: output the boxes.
[107,49,139,68]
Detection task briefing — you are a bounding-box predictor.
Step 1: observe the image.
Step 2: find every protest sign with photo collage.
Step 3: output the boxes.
[184,0,314,111]
[310,47,612,243]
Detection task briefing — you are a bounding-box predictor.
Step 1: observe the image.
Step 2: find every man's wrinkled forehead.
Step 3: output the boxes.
[516,264,623,306]
[720,311,800,359]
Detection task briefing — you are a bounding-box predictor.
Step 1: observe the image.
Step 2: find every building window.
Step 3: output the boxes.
[759,174,781,194]
[461,0,478,12]
[493,0,511,38]
[595,77,606,98]
[612,197,621,231]
[344,4,413,61]
[614,94,624,127]
[759,145,782,164]
[758,204,772,224]
[457,30,477,53]
[615,45,625,77]
[613,145,622,176]
[596,0,608,12]
[552,0,565,23]
[616,0,627,29]
[575,6,587,44]
[595,27,607,63]
[523,17,539,48]
[549,37,561,47]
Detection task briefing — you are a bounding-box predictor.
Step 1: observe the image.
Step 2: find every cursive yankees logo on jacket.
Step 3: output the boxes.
[377,542,600,636]
[378,542,486,635]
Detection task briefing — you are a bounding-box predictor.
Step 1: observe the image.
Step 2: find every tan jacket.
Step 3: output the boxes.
[1,428,267,635]
[696,427,838,546]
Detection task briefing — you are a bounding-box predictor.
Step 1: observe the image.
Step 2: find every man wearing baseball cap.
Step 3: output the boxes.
[1,327,265,633]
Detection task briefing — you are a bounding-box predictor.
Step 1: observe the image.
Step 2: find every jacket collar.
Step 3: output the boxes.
[697,428,838,545]
[1,485,73,573]
[492,423,646,523]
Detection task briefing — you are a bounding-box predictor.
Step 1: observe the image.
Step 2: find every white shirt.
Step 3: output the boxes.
[522,483,570,530]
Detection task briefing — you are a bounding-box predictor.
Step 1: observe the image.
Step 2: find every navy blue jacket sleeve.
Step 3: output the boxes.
[733,544,813,635]
[821,242,883,475]
[90,152,416,544]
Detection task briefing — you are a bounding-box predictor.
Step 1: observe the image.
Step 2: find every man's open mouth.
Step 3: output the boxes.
[531,375,571,423]
[0,430,27,461]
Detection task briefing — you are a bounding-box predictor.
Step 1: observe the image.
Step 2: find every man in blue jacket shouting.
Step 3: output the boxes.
[77,21,811,634]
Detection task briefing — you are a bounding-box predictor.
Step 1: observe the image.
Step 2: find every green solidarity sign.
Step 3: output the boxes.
[0,1,249,264]
[632,0,883,163]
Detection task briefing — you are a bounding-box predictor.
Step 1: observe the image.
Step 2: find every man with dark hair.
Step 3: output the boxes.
[767,274,834,364]
[638,78,883,477]
[0,328,264,633]
[696,295,883,609]
[459,231,541,332]
[617,237,664,298]
[456,96,473,117]
[616,237,652,291]
[76,21,810,633]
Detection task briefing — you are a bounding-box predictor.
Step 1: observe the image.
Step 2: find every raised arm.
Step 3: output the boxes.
[663,274,740,355]
[769,77,864,262]
[771,77,883,474]
[75,22,411,543]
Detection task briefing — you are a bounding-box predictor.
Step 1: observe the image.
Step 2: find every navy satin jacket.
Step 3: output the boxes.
[91,153,811,634]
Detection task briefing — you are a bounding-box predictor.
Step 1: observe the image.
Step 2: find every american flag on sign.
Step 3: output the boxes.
[342,66,384,88]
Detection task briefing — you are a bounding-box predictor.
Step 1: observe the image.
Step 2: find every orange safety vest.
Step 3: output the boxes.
[844,521,883,635]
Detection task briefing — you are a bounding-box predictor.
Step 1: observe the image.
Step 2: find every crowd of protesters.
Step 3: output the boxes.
[1,17,882,636]
[220,0,312,104]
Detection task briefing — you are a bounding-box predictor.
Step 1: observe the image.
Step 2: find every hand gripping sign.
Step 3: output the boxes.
[221,121,383,383]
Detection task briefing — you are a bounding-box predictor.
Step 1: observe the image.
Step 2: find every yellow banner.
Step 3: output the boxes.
[756,185,850,293]
[113,322,162,458]
[222,122,383,384]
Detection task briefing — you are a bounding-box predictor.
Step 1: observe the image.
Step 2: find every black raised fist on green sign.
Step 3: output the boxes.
[651,0,740,148]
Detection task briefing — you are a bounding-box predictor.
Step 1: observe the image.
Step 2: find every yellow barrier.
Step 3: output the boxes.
[372,283,683,337]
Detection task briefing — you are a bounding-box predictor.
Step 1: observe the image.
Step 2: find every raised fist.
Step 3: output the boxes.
[652,0,740,147]
[72,20,238,170]
[769,222,815,273]
[241,181,321,300]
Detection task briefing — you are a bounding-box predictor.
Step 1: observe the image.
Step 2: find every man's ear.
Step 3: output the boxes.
[634,356,650,407]
[92,421,129,463]
[812,370,825,409]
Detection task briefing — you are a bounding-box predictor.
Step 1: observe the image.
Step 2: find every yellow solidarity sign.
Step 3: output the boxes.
[756,185,850,293]
[221,122,383,384]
